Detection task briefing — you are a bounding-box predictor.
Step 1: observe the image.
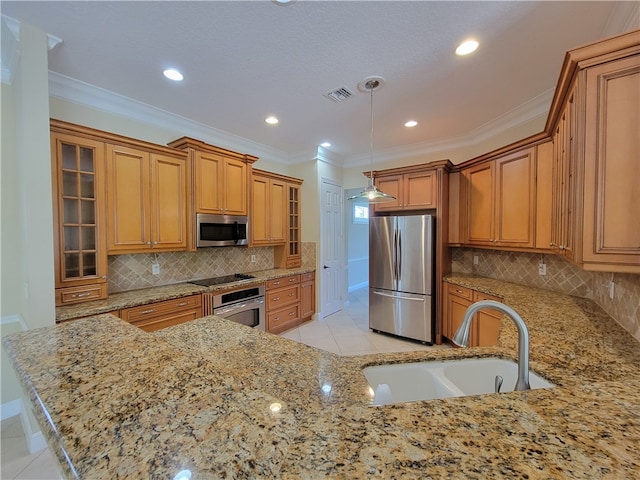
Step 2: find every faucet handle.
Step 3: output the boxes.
[494,375,503,393]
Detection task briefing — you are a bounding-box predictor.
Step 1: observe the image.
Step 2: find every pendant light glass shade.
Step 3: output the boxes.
[348,78,396,203]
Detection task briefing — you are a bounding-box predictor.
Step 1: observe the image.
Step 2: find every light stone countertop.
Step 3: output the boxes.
[55,267,314,322]
[5,275,640,479]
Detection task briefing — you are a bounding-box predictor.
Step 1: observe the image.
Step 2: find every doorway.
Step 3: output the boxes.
[320,179,343,317]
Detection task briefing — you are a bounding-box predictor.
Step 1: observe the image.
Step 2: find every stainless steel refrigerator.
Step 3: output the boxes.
[369,214,434,343]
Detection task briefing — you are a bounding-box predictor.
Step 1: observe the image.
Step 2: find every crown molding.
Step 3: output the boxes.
[2,15,63,85]
[345,87,552,167]
[48,71,291,164]
[1,15,20,85]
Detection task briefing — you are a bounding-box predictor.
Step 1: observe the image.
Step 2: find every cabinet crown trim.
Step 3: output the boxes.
[168,136,258,163]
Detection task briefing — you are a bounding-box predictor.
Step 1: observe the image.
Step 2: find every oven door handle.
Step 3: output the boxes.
[214,298,264,317]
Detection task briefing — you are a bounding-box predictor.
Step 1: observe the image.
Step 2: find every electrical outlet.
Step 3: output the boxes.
[609,281,615,299]
[151,262,160,275]
[251,255,256,263]
[538,263,547,276]
[473,255,479,265]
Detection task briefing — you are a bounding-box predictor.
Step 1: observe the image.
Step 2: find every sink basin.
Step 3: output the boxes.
[363,357,554,405]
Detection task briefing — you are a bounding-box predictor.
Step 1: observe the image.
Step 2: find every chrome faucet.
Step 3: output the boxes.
[452,300,531,391]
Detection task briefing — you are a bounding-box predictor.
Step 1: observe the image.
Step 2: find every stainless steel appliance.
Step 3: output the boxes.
[369,214,434,343]
[192,274,265,330]
[196,213,249,247]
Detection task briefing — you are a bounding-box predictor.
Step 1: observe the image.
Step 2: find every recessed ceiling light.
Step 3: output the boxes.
[456,40,479,56]
[272,0,296,5]
[405,120,418,128]
[320,142,331,148]
[163,68,184,81]
[265,116,279,125]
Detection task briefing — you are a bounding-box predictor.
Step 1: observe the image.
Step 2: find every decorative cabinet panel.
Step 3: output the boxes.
[579,53,640,271]
[193,150,247,215]
[251,170,287,246]
[105,145,188,254]
[51,131,108,306]
[373,170,437,212]
[463,147,536,249]
[121,295,202,332]
[442,283,501,347]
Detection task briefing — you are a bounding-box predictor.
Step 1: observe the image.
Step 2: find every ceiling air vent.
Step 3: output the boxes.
[323,86,353,103]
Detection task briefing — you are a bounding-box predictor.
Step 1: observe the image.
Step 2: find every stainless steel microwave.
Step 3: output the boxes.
[196,213,249,247]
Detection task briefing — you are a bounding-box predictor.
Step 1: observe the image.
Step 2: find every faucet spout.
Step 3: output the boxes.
[452,300,531,391]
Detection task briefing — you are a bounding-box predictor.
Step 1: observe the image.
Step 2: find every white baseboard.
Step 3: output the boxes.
[348,281,368,293]
[1,398,46,453]
[20,401,47,453]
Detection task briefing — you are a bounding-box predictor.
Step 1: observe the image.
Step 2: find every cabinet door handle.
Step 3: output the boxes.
[178,302,188,306]
[288,293,294,297]
[288,312,294,316]
[140,309,155,314]
[146,242,151,246]
[273,296,280,301]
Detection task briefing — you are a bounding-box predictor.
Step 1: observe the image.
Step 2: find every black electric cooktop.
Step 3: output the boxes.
[189,273,255,287]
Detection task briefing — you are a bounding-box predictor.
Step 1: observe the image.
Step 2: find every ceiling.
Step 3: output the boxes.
[1,1,637,166]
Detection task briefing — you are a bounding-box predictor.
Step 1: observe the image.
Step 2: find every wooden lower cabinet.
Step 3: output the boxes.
[442,283,501,347]
[120,294,202,332]
[300,272,315,320]
[266,273,315,334]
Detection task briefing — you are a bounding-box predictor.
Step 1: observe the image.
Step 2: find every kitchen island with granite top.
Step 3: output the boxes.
[4,276,640,479]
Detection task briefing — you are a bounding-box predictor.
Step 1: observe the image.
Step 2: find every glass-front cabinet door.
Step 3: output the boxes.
[51,132,108,305]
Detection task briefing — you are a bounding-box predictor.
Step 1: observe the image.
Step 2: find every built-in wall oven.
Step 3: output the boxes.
[202,285,265,331]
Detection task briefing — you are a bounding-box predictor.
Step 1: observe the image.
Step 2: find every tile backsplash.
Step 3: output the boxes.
[451,248,640,342]
[108,242,317,293]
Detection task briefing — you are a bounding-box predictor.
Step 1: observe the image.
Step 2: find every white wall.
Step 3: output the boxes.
[1,21,54,448]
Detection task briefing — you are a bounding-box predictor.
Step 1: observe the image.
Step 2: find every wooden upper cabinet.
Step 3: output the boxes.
[274,179,304,268]
[580,53,640,271]
[106,144,187,253]
[534,141,554,251]
[464,162,494,245]
[494,148,536,248]
[251,170,286,245]
[462,147,536,249]
[194,150,247,215]
[168,137,257,223]
[374,170,437,212]
[51,130,108,305]
[151,154,188,250]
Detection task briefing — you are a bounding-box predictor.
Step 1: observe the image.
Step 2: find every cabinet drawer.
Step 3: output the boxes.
[121,295,202,322]
[266,285,300,310]
[266,275,300,290]
[300,272,314,282]
[130,309,202,332]
[448,285,473,301]
[268,304,300,333]
[56,284,108,305]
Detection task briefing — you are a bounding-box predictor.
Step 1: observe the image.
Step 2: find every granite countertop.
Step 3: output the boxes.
[5,275,640,478]
[55,267,314,322]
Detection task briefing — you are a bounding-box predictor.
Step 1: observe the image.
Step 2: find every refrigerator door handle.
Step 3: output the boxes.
[397,229,402,280]
[393,228,398,282]
[372,290,425,302]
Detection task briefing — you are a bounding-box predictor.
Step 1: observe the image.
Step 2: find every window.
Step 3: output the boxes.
[353,203,369,224]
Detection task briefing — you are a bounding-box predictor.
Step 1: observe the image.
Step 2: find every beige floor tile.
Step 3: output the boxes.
[13,448,62,480]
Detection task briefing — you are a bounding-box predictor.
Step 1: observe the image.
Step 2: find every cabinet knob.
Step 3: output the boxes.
[146,242,151,245]
[273,296,280,301]
[549,243,555,246]
[153,241,158,245]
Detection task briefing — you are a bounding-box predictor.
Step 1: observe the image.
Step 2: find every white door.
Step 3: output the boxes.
[321,180,343,317]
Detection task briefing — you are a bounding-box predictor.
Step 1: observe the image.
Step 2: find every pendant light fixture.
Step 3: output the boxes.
[348,76,396,203]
